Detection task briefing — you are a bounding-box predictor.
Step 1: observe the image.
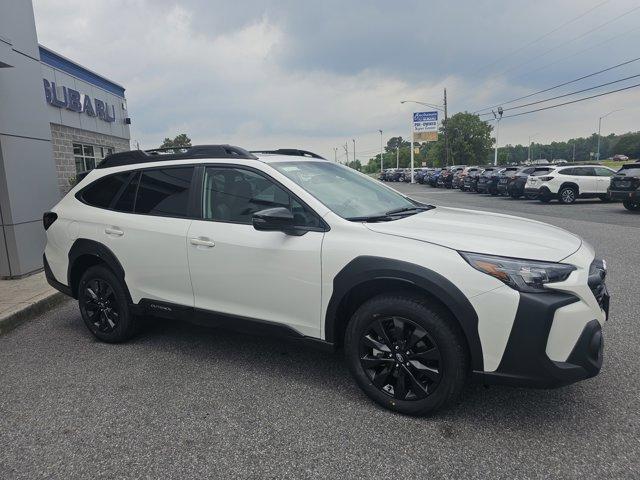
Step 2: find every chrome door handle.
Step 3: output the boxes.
[105,227,124,237]
[190,237,215,248]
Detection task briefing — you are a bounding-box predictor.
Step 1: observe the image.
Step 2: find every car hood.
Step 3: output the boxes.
[365,207,582,262]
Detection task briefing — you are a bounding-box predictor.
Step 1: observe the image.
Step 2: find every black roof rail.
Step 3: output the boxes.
[250,149,326,159]
[97,144,258,169]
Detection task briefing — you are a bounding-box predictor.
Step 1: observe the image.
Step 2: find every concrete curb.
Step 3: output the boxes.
[0,291,70,335]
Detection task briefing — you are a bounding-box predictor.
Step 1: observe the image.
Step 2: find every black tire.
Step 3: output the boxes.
[78,265,138,343]
[344,294,468,416]
[558,186,577,204]
[623,199,640,211]
[509,192,521,199]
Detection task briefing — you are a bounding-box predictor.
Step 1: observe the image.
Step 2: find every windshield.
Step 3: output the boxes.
[271,161,422,220]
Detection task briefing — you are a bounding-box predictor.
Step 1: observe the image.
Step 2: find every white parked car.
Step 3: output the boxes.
[525,165,617,204]
[43,145,609,415]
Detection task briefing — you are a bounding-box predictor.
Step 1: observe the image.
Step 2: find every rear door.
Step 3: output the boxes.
[571,167,598,194]
[88,166,196,306]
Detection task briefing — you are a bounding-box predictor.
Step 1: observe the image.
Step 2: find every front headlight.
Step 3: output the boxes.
[460,252,576,293]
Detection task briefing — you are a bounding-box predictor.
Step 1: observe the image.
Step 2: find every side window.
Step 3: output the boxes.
[595,167,615,177]
[113,171,139,213]
[203,167,320,228]
[134,167,194,217]
[79,172,130,209]
[558,168,574,175]
[574,167,595,176]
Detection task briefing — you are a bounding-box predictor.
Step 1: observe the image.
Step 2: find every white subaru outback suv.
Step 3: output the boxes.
[524,165,616,204]
[43,145,609,416]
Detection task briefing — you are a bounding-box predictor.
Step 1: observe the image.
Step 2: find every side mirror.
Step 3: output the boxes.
[252,207,297,234]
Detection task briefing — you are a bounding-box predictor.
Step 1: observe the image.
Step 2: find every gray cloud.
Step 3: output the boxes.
[32,0,640,159]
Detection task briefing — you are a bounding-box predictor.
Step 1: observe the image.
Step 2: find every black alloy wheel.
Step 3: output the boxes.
[78,265,138,343]
[81,278,120,333]
[345,294,468,415]
[359,316,442,401]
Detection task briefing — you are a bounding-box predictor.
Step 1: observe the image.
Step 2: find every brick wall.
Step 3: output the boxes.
[50,123,130,196]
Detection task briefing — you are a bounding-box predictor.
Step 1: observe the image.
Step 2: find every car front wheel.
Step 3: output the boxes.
[78,265,138,343]
[345,294,468,416]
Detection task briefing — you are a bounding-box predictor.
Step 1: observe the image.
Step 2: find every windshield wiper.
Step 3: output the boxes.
[385,205,433,215]
[346,205,434,223]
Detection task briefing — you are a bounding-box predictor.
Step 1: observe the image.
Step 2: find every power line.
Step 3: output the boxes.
[499,81,640,119]
[478,73,640,116]
[468,0,611,77]
[474,56,640,114]
[459,3,640,108]
[495,4,640,80]
[507,24,640,88]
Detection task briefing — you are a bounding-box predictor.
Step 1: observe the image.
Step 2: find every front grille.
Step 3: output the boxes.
[588,259,609,317]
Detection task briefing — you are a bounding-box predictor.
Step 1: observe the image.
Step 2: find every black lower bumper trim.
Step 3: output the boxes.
[473,292,604,388]
[609,190,638,201]
[43,254,73,297]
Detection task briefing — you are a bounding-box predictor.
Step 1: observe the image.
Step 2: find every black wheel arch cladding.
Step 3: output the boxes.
[325,256,484,371]
[67,238,132,303]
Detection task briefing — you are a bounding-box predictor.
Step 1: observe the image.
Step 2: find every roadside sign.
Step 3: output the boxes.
[413,111,438,142]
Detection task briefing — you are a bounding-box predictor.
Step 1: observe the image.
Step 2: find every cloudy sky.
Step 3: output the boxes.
[33,0,640,161]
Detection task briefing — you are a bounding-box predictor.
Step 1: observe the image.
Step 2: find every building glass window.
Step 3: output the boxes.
[73,143,115,174]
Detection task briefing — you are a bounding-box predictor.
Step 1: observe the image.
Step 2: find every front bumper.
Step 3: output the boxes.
[473,290,606,388]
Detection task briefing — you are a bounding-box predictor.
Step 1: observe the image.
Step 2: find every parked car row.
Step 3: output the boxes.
[379,163,640,211]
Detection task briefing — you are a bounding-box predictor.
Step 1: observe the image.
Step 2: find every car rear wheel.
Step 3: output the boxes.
[558,186,577,204]
[78,265,138,343]
[345,294,468,416]
[623,199,640,211]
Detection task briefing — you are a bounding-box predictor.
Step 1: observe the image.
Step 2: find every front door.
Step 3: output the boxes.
[186,166,325,337]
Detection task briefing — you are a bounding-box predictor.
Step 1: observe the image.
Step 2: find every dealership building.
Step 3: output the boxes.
[0,1,130,278]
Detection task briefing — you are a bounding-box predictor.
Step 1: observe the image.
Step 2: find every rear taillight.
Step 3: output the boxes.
[43,211,58,230]
[538,176,554,182]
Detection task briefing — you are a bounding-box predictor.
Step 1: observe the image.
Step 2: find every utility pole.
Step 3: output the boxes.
[444,88,449,167]
[333,147,338,163]
[572,142,575,162]
[352,139,356,165]
[379,130,384,172]
[396,146,399,169]
[343,143,348,164]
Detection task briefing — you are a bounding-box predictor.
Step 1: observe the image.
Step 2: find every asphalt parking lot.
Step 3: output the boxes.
[1,184,638,479]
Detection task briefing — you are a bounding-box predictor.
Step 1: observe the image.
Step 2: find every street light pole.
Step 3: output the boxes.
[379,129,383,172]
[444,88,449,167]
[596,109,622,161]
[396,146,399,169]
[528,133,539,162]
[492,107,503,166]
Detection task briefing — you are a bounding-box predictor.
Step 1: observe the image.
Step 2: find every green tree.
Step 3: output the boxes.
[444,112,493,165]
[160,133,192,149]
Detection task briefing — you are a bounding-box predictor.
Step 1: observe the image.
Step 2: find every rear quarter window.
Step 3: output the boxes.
[78,172,131,209]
